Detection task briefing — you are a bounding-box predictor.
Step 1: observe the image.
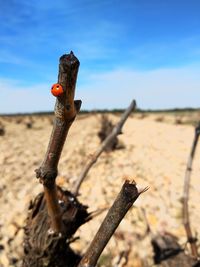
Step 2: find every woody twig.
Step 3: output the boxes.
[182,122,200,258]
[72,100,136,196]
[78,181,148,267]
[35,51,81,233]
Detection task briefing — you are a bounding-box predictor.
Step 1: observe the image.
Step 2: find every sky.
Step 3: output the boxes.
[0,0,200,113]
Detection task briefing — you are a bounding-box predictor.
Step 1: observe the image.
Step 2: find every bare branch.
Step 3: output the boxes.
[113,248,131,267]
[182,122,200,258]
[72,100,136,196]
[140,207,153,237]
[35,52,80,233]
[86,205,109,221]
[78,180,147,267]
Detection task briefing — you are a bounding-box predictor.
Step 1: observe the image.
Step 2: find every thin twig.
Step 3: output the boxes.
[114,248,131,267]
[182,122,200,258]
[78,180,148,267]
[35,52,81,233]
[86,205,109,221]
[140,207,153,237]
[72,100,136,196]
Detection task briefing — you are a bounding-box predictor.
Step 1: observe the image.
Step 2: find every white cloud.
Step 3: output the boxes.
[1,64,200,114]
[0,79,54,114]
[77,64,200,110]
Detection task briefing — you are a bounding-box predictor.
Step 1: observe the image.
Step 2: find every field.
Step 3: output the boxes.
[0,110,200,266]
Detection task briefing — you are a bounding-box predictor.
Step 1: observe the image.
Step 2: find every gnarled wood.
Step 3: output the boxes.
[22,53,147,267]
[23,52,86,267]
[23,187,90,267]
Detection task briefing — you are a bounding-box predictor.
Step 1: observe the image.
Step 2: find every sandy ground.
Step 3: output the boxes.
[0,112,200,266]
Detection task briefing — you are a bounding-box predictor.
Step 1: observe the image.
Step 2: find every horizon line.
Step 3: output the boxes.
[1,106,199,116]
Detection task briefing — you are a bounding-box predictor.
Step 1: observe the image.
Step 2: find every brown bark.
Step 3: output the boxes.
[23,187,90,267]
[22,53,146,267]
[72,100,136,196]
[35,52,81,233]
[23,52,89,267]
[78,181,148,267]
[182,123,200,258]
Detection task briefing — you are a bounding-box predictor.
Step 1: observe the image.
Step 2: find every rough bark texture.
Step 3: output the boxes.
[23,187,90,267]
[23,52,87,267]
[21,54,145,267]
[35,52,81,234]
[35,52,80,189]
[78,181,147,267]
[182,123,200,258]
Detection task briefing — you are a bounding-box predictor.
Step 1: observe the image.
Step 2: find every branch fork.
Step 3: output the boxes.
[23,52,148,267]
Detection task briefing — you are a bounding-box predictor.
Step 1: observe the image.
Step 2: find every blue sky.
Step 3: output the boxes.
[0,0,200,113]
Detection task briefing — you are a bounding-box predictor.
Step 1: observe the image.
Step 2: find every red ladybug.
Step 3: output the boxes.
[51,83,64,97]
